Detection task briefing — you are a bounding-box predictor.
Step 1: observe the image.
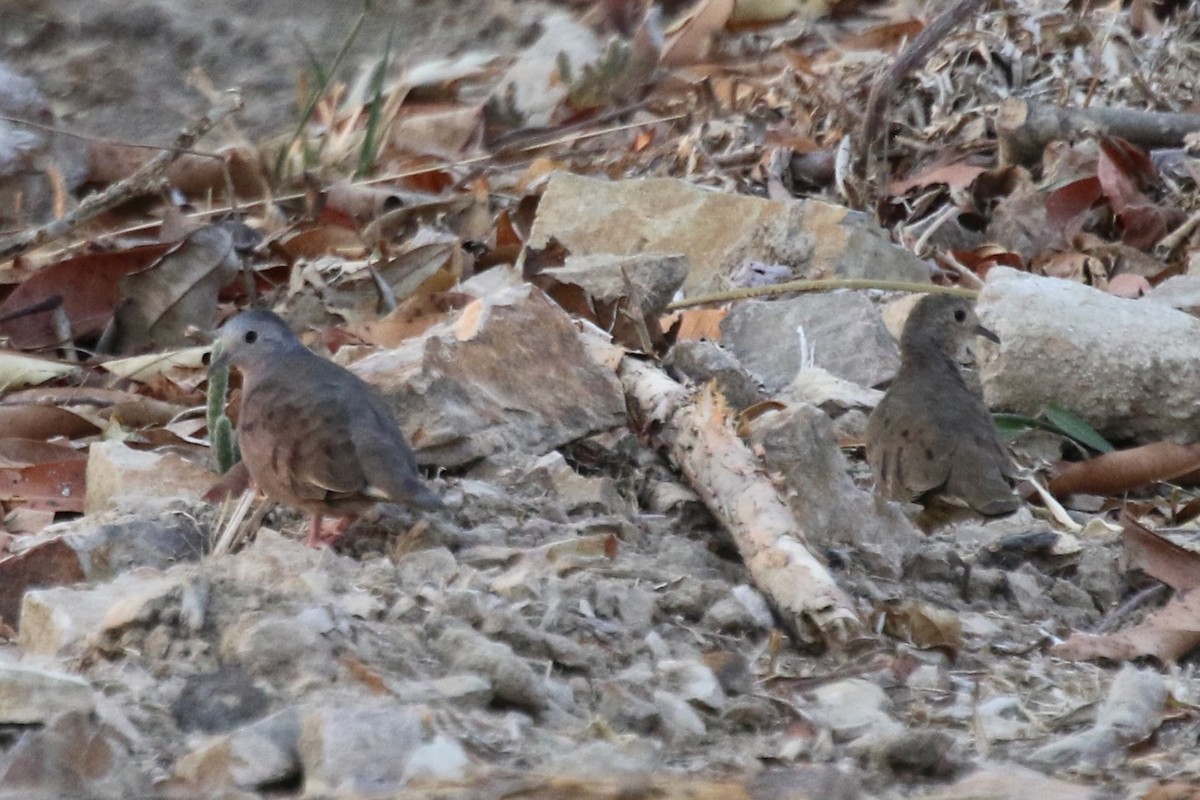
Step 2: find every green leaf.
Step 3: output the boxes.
[1043,404,1114,453]
[993,413,1041,442]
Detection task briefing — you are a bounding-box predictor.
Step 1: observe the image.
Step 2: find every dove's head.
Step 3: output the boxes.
[900,294,999,359]
[211,309,305,373]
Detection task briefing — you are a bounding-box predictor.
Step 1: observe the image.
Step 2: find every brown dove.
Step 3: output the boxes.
[211,309,441,546]
[865,294,1019,516]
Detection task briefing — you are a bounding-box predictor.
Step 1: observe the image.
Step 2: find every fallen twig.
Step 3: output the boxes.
[665,278,971,311]
[996,99,1200,167]
[0,92,244,263]
[617,356,859,647]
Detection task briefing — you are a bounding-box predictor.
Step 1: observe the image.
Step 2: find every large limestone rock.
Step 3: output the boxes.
[978,268,1200,443]
[528,172,931,295]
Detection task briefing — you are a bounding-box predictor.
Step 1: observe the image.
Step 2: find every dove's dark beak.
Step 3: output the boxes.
[974,324,1001,345]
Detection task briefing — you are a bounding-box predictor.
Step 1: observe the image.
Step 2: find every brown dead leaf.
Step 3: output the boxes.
[0,439,87,469]
[1044,176,1102,239]
[662,0,735,66]
[347,291,472,348]
[662,307,728,341]
[375,229,464,303]
[878,599,963,652]
[3,386,186,430]
[0,537,87,630]
[1049,442,1200,498]
[0,243,172,349]
[1052,590,1200,663]
[104,221,250,354]
[837,19,925,52]
[277,224,368,261]
[890,160,986,195]
[1036,250,1106,285]
[1142,782,1200,800]
[0,455,87,512]
[324,181,409,220]
[0,404,99,440]
[338,655,396,696]
[390,103,483,160]
[1121,513,1200,592]
[945,245,1024,279]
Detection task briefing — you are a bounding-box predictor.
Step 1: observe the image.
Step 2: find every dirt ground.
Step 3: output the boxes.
[4,0,553,142]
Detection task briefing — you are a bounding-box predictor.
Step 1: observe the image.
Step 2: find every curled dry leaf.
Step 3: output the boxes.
[491,533,618,595]
[1107,272,1151,298]
[1048,441,1200,498]
[1121,513,1200,592]
[890,160,987,196]
[101,346,210,383]
[390,103,484,160]
[277,224,368,261]
[878,599,963,652]
[104,221,250,354]
[0,404,98,441]
[0,351,77,389]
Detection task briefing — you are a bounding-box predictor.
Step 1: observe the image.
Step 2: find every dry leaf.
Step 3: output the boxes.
[663,0,735,66]
[1049,441,1200,498]
[105,221,250,354]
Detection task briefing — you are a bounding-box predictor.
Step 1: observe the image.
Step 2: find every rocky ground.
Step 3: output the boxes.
[3,1,1200,799]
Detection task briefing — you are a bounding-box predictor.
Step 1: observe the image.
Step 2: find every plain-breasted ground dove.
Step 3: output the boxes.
[865,294,1019,516]
[212,309,441,546]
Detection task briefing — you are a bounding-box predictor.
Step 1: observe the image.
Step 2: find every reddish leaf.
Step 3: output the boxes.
[0,537,86,629]
[0,459,87,512]
[1049,441,1200,497]
[1045,177,1102,237]
[0,244,172,349]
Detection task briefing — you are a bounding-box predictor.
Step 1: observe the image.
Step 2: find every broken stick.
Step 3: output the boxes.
[617,356,859,647]
[996,98,1200,166]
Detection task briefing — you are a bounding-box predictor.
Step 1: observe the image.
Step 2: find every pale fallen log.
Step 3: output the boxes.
[618,355,860,647]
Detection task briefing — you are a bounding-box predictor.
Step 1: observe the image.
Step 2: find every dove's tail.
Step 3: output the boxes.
[405,479,444,511]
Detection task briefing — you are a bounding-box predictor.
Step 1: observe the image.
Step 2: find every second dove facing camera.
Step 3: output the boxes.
[866,294,1019,516]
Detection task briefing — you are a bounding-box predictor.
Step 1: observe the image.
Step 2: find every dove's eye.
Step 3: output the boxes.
[244,330,258,344]
[954,309,966,323]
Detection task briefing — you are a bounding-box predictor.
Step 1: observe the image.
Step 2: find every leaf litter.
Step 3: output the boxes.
[4,0,1200,797]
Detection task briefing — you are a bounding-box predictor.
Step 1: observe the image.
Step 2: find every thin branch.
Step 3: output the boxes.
[665,278,975,311]
[855,0,993,189]
[0,93,243,263]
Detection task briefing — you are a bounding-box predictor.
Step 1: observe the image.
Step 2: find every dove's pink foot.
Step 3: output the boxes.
[304,514,358,548]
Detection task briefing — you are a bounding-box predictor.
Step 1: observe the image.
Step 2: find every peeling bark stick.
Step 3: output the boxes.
[855,0,992,186]
[0,93,244,263]
[996,98,1200,166]
[617,356,859,647]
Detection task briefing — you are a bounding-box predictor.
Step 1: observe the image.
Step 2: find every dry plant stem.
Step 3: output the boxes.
[1091,582,1168,634]
[997,99,1200,166]
[618,358,859,646]
[856,0,992,186]
[666,279,972,311]
[0,94,244,263]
